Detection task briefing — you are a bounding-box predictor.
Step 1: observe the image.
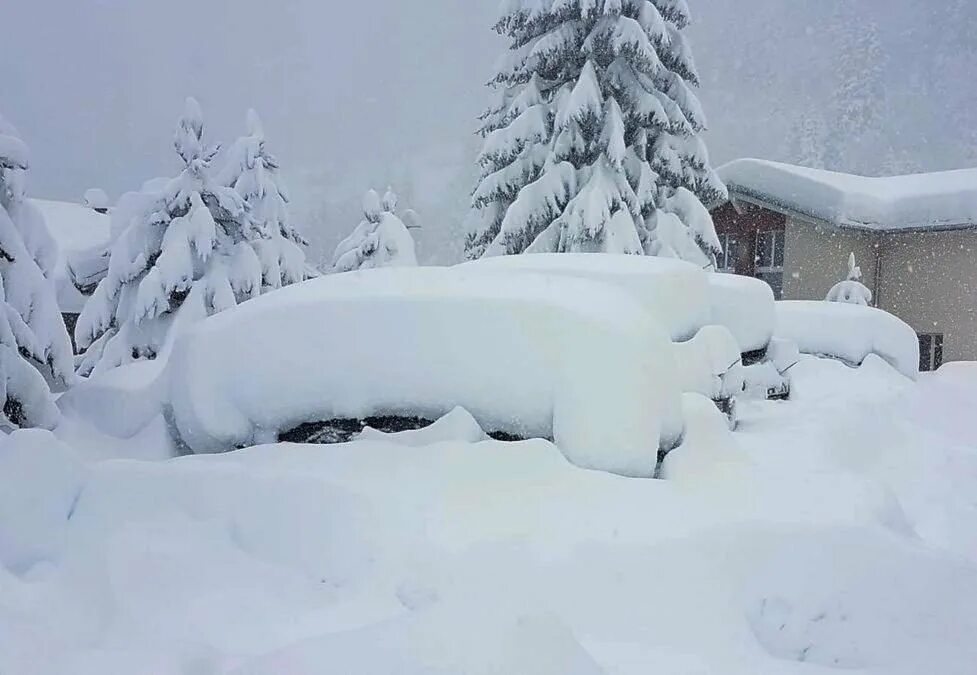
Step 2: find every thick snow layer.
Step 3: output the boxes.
[673,325,744,401]
[719,158,977,232]
[356,406,488,446]
[460,253,710,341]
[706,272,776,353]
[775,301,919,379]
[31,199,111,313]
[8,356,977,673]
[167,267,682,476]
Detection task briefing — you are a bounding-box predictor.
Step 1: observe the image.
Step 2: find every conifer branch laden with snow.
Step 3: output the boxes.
[74,100,309,376]
[331,187,419,272]
[466,0,726,264]
[0,114,75,429]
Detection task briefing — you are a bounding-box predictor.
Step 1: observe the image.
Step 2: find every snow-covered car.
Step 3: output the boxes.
[463,253,762,413]
[774,301,920,380]
[705,272,795,399]
[165,267,684,477]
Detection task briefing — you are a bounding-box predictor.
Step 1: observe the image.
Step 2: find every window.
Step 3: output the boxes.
[717,233,740,273]
[918,333,944,372]
[755,229,786,299]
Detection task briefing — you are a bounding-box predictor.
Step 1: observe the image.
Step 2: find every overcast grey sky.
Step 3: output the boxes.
[5,0,976,261]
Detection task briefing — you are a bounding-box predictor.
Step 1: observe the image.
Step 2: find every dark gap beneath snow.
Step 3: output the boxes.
[279,416,525,445]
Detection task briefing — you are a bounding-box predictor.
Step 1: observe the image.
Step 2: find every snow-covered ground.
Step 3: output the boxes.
[3,355,977,674]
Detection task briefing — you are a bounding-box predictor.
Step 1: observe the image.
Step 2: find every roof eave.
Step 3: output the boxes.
[725,187,977,235]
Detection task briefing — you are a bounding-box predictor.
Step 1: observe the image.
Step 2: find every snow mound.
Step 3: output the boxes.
[167,267,682,477]
[0,430,88,573]
[356,406,488,446]
[775,301,919,379]
[661,393,744,484]
[57,359,169,439]
[673,326,744,401]
[706,272,775,353]
[719,158,977,232]
[460,253,710,341]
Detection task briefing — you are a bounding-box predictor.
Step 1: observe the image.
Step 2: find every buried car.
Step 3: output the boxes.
[165,267,684,478]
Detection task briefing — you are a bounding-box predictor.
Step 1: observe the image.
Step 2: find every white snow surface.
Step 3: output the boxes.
[460,253,711,341]
[167,267,682,476]
[775,301,920,379]
[31,199,111,313]
[719,158,977,232]
[707,272,776,353]
[5,356,977,673]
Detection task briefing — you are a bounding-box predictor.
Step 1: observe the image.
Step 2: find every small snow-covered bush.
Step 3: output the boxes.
[826,252,872,306]
[166,267,682,477]
[0,114,74,429]
[331,188,418,272]
[775,301,919,379]
[460,253,710,341]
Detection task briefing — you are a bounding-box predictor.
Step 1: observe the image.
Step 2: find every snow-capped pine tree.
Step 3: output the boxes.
[332,188,418,272]
[75,98,266,376]
[466,0,726,265]
[826,252,872,306]
[0,114,74,429]
[217,109,309,290]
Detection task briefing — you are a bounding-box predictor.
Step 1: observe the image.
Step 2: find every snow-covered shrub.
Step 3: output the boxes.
[217,109,309,290]
[466,1,727,265]
[74,99,308,377]
[0,114,74,429]
[166,267,682,477]
[331,188,418,272]
[826,252,872,306]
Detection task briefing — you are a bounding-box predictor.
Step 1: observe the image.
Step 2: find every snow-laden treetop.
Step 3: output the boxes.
[466,0,725,264]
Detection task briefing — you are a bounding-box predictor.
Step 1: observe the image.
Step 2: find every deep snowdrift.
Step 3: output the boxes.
[167,267,682,476]
[5,357,977,674]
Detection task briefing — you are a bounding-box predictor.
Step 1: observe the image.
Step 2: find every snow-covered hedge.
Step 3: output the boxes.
[706,273,776,353]
[774,301,919,379]
[460,253,710,341]
[166,268,683,477]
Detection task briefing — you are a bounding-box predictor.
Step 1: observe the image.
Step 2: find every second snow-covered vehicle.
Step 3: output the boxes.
[462,253,781,418]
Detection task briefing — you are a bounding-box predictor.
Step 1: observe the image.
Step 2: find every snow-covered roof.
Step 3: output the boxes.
[718,159,977,233]
[32,199,112,313]
[33,199,111,258]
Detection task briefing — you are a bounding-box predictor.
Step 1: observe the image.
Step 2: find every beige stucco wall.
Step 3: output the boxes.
[782,217,881,301]
[877,230,977,363]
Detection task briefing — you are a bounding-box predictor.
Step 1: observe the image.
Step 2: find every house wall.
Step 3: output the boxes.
[877,230,977,362]
[782,217,881,301]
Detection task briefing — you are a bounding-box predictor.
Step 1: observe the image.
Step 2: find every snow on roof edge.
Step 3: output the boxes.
[716,158,977,233]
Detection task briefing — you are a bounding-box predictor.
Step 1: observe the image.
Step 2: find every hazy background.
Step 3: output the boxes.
[4,0,976,264]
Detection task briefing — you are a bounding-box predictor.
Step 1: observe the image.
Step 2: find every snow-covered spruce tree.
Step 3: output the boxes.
[466,0,726,264]
[826,252,872,306]
[75,98,269,376]
[0,115,74,429]
[332,188,418,272]
[217,109,309,290]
